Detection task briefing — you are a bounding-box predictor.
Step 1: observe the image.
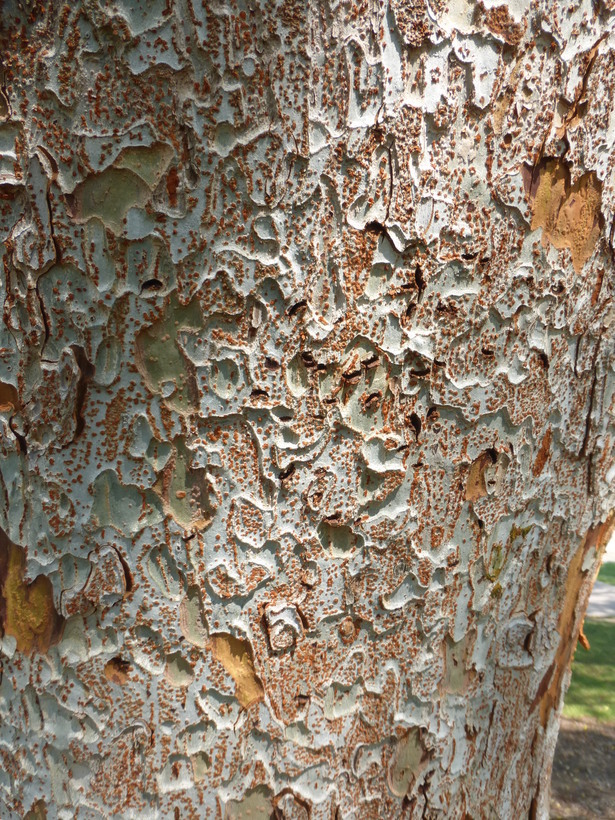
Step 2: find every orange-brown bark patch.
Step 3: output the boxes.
[532,429,552,477]
[0,527,64,654]
[533,513,615,727]
[465,451,495,502]
[211,633,264,708]
[526,158,603,273]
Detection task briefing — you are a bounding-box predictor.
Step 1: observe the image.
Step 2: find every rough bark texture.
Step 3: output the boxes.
[1,1,615,818]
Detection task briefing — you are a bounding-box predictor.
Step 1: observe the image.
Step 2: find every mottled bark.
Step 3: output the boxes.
[1,1,615,818]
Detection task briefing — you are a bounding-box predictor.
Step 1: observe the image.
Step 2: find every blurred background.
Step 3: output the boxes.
[550,535,615,819]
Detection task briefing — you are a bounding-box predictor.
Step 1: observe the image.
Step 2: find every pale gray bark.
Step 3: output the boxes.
[1,1,615,817]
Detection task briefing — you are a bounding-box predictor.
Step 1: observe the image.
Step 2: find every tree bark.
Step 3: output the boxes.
[1,1,615,817]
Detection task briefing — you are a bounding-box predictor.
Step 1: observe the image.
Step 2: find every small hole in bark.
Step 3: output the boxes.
[279,463,296,481]
[141,278,163,292]
[409,412,421,441]
[287,299,307,317]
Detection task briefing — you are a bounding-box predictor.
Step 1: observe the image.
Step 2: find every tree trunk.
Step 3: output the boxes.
[1,1,614,817]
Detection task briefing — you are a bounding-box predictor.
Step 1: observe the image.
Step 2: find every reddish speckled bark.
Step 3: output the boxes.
[1,2,615,818]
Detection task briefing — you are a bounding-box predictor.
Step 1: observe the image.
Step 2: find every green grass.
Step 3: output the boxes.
[563,618,615,723]
[597,562,615,586]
